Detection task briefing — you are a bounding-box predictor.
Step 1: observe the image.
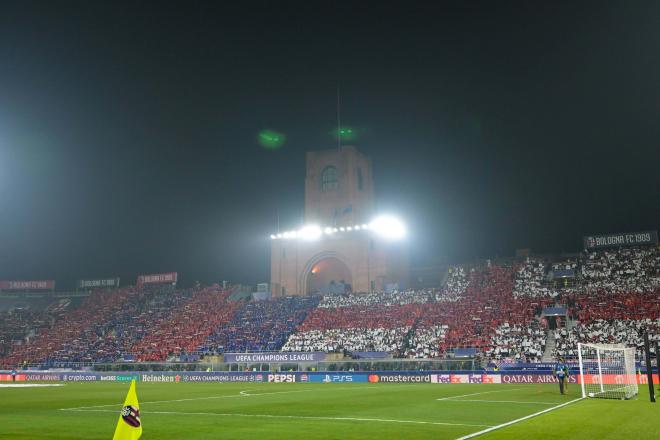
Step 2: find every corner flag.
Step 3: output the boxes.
[112,380,142,440]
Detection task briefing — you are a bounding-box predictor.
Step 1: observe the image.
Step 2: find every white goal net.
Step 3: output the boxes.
[577,342,638,400]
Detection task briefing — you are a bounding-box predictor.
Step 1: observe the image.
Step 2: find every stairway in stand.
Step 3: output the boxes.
[542,329,556,362]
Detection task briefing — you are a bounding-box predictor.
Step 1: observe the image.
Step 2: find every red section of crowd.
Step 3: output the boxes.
[410,265,552,354]
[130,287,239,361]
[566,290,659,322]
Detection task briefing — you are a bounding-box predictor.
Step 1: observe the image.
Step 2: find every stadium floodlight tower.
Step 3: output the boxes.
[577,342,638,400]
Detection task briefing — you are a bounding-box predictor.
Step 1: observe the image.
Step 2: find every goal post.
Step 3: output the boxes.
[577,342,638,400]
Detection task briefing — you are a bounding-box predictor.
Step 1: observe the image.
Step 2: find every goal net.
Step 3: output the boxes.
[577,343,638,400]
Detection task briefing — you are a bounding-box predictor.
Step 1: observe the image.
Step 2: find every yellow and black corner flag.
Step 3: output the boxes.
[112,380,142,440]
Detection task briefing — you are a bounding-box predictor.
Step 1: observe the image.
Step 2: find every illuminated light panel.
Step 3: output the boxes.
[270,216,406,240]
[369,215,406,240]
[298,224,322,241]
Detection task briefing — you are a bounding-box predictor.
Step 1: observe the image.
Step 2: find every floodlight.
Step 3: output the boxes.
[339,227,345,231]
[270,234,276,239]
[298,224,322,241]
[347,226,353,231]
[324,227,333,235]
[369,215,406,240]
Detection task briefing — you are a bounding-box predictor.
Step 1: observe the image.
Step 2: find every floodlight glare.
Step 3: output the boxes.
[369,215,406,240]
[324,227,333,235]
[270,234,276,239]
[298,224,322,241]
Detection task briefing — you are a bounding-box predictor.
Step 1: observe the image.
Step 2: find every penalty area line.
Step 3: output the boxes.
[454,397,583,440]
[441,399,557,405]
[436,388,525,401]
[59,408,494,428]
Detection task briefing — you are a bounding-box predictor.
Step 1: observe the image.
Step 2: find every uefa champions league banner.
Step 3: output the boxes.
[583,230,658,250]
[224,352,327,363]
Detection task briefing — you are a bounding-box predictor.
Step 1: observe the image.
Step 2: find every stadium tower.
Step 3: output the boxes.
[270,145,408,296]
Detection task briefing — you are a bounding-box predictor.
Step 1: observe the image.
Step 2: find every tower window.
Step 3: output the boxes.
[321,166,338,191]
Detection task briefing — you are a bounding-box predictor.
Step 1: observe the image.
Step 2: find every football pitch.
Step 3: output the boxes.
[0,382,657,439]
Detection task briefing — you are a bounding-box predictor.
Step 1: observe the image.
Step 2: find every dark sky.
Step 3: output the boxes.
[1,1,658,288]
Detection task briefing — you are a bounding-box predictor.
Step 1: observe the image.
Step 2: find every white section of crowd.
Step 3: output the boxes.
[554,318,660,358]
[282,327,410,353]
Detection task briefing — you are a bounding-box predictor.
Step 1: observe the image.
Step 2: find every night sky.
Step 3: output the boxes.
[1,1,658,288]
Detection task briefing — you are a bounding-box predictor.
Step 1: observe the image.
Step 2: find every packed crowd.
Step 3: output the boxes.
[485,321,546,362]
[0,309,51,357]
[0,286,221,366]
[200,296,319,354]
[1,245,657,367]
[318,290,433,308]
[554,318,660,359]
[131,286,238,361]
[580,247,660,293]
[404,324,447,359]
[2,287,143,366]
[443,266,469,296]
[513,258,558,298]
[283,327,410,353]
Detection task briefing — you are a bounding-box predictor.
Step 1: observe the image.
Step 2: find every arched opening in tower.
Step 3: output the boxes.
[306,257,353,295]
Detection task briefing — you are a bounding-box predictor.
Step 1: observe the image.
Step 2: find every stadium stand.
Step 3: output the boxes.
[199,296,320,354]
[131,286,237,361]
[1,245,658,368]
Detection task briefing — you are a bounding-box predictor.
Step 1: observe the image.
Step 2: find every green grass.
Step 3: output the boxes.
[0,382,657,439]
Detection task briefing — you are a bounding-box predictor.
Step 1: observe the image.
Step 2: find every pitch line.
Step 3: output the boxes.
[454,397,583,440]
[436,388,525,401]
[440,399,557,405]
[60,408,494,428]
[60,386,372,411]
[60,391,249,410]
